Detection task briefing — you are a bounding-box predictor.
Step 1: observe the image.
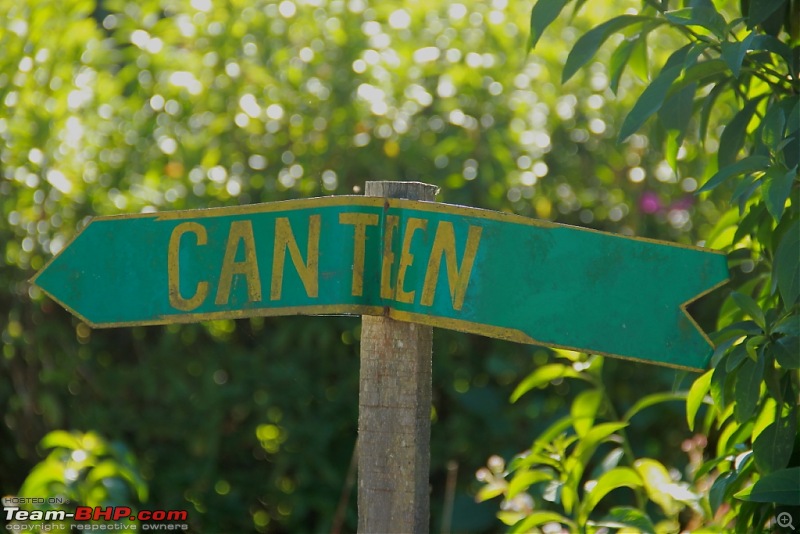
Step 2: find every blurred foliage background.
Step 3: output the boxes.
[1,0,785,531]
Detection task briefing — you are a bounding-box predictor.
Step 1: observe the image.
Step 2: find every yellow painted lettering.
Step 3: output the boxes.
[215,220,262,305]
[338,212,379,297]
[271,215,320,300]
[395,217,428,304]
[421,223,482,310]
[168,222,209,311]
[380,215,400,300]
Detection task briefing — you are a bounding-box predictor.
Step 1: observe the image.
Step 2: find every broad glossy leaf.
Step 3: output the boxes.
[609,38,638,94]
[476,481,507,502]
[509,511,573,533]
[497,511,527,526]
[623,391,687,422]
[761,104,787,150]
[710,471,736,511]
[734,355,765,422]
[710,362,730,409]
[698,155,771,193]
[719,97,763,168]
[687,370,712,431]
[595,506,656,532]
[732,174,761,212]
[750,34,794,71]
[571,389,602,437]
[507,469,553,499]
[733,202,767,244]
[618,45,692,141]
[736,467,800,505]
[746,0,787,27]
[664,7,728,39]
[563,15,659,83]
[775,219,800,305]
[721,33,755,78]
[570,422,629,468]
[529,0,570,49]
[634,458,685,515]
[753,412,797,474]
[773,336,800,368]
[774,314,800,336]
[619,65,682,141]
[579,467,643,520]
[659,82,696,167]
[40,430,82,451]
[731,291,766,328]
[763,165,796,222]
[699,81,729,143]
[726,343,748,372]
[510,364,587,402]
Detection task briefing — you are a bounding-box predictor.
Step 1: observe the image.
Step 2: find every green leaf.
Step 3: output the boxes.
[609,38,638,94]
[507,469,553,499]
[509,511,573,533]
[698,155,771,193]
[579,467,643,520]
[664,7,728,39]
[772,336,800,368]
[531,415,576,453]
[497,511,527,526]
[734,354,765,422]
[753,412,797,474]
[763,166,796,222]
[750,34,794,66]
[563,16,659,83]
[699,81,729,143]
[529,0,570,49]
[687,370,713,431]
[619,65,682,141]
[476,482,507,502]
[718,97,763,169]
[733,202,767,244]
[746,0,787,27]
[762,104,787,150]
[710,471,736,511]
[673,57,729,90]
[726,343,748,371]
[18,458,68,498]
[595,506,656,532]
[40,430,82,451]
[617,45,692,141]
[774,314,800,336]
[571,389,603,437]
[623,391,687,422]
[731,291,766,329]
[710,363,730,409]
[570,422,629,468]
[732,174,761,211]
[510,364,587,402]
[775,219,800,305]
[634,458,686,516]
[659,82,697,167]
[720,33,755,78]
[736,467,800,505]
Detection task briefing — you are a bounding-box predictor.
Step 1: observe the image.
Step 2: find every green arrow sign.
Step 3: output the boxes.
[32,196,729,370]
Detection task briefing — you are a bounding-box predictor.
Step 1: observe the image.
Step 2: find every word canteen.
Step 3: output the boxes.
[32,195,729,370]
[167,202,482,315]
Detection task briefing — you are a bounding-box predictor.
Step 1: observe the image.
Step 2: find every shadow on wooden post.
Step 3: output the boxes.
[358,181,437,534]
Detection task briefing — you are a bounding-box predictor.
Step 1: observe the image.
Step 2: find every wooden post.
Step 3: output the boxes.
[358,181,437,533]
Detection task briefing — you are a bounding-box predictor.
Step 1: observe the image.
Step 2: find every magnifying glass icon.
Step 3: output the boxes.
[778,512,795,531]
